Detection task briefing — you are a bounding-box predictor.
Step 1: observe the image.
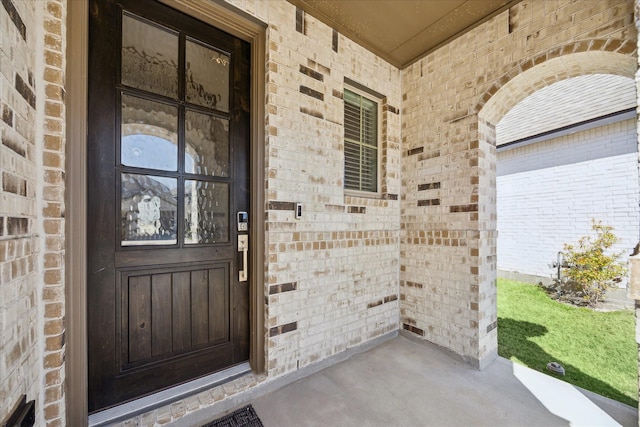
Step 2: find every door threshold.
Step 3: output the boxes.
[88,362,251,427]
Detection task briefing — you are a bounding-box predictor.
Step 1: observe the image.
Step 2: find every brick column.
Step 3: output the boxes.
[476,117,498,369]
[40,0,67,425]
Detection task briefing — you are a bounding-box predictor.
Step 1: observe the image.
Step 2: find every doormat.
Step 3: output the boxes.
[202,405,264,427]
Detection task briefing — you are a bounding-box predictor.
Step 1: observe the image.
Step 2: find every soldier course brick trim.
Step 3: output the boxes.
[347,206,366,214]
[475,38,638,114]
[15,73,36,108]
[417,199,440,207]
[383,104,399,115]
[268,201,296,211]
[299,85,324,101]
[6,217,29,235]
[403,323,425,336]
[417,182,440,191]
[449,204,478,213]
[401,280,424,289]
[269,282,297,294]
[2,104,13,126]
[2,134,27,156]
[367,293,398,309]
[295,7,304,34]
[405,147,423,156]
[269,322,298,337]
[299,64,324,81]
[2,0,26,41]
[2,172,28,196]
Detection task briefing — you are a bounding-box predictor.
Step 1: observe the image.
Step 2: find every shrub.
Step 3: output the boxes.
[556,221,627,307]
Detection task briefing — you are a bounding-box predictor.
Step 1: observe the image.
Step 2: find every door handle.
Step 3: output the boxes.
[238,234,248,282]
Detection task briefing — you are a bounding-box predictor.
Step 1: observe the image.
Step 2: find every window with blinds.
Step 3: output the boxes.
[344,88,378,193]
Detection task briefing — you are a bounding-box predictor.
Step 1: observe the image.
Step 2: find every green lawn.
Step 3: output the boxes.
[497,278,638,407]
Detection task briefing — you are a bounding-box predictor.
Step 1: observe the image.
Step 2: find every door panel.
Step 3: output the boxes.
[119,265,230,368]
[88,0,250,412]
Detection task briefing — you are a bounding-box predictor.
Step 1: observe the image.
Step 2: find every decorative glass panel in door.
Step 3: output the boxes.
[121,13,178,98]
[185,39,230,111]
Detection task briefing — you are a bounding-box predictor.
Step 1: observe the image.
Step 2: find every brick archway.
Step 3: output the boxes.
[469,37,637,378]
[477,39,636,127]
[470,40,637,371]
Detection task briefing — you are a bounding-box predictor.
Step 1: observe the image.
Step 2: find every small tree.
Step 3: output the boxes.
[560,220,627,307]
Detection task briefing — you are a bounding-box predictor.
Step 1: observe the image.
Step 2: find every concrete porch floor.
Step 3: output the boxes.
[246,336,637,427]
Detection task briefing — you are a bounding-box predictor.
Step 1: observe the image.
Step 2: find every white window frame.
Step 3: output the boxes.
[343,84,382,198]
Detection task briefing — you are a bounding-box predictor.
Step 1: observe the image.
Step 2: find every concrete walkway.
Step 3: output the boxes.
[250,336,637,427]
[598,287,635,312]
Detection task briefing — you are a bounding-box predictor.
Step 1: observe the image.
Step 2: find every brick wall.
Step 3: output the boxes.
[0,0,66,425]
[498,118,639,280]
[401,0,636,367]
[1,0,40,422]
[2,0,637,425]
[261,0,401,377]
[111,0,638,424]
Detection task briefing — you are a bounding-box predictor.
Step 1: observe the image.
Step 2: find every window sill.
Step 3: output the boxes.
[344,189,382,200]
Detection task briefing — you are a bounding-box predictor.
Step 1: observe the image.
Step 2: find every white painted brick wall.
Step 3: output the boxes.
[497,118,639,281]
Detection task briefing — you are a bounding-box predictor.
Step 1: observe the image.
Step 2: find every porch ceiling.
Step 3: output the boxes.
[287,0,523,69]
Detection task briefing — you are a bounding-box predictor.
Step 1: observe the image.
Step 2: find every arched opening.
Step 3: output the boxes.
[496,74,638,285]
[478,48,638,406]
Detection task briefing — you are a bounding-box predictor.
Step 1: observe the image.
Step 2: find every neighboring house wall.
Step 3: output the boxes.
[497,118,639,282]
[0,0,66,425]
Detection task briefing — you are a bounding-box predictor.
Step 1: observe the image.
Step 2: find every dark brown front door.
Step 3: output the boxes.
[87,0,251,413]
